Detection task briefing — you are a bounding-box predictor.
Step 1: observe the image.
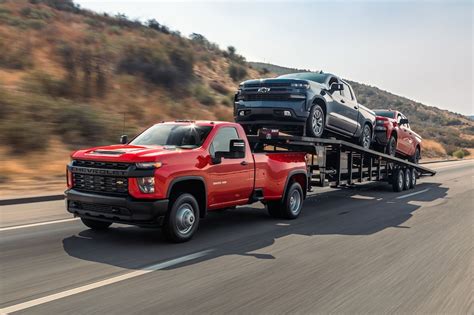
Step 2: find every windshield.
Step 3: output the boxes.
[278,72,328,84]
[374,110,396,119]
[130,124,213,148]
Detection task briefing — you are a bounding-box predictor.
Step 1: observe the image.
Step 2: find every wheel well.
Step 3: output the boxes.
[168,179,207,218]
[312,98,326,116]
[288,173,307,199]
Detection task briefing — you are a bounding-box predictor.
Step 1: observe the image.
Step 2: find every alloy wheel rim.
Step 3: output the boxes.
[289,189,302,214]
[389,139,396,156]
[398,172,404,188]
[363,126,371,148]
[176,203,195,235]
[312,108,323,136]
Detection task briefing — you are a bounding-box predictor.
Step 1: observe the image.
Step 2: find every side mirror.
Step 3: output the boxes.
[120,135,128,144]
[329,83,343,94]
[400,118,409,125]
[211,139,246,164]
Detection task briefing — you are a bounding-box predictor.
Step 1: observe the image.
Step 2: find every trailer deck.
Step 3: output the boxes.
[248,132,436,192]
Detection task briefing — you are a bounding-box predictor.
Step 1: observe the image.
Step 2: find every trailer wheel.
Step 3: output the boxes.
[268,182,303,219]
[404,168,411,190]
[81,218,112,230]
[392,168,405,192]
[162,193,200,243]
[410,168,417,188]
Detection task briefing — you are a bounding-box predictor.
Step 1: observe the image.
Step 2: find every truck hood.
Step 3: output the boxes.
[72,144,196,162]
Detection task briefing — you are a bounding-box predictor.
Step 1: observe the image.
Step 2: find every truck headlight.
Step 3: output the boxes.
[137,177,155,194]
[291,83,310,89]
[136,162,162,169]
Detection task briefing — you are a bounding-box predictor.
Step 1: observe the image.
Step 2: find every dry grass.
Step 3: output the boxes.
[421,139,447,159]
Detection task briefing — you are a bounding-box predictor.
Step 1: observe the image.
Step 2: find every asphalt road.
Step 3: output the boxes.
[1,160,473,314]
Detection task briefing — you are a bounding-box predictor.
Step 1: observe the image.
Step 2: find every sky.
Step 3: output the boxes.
[76,0,473,115]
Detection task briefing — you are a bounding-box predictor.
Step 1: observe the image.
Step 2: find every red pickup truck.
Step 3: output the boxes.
[66,121,308,242]
[373,110,422,163]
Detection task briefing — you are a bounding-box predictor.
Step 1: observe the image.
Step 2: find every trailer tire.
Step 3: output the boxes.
[268,182,303,219]
[410,168,417,189]
[404,168,411,190]
[81,218,112,230]
[392,168,405,192]
[162,193,200,243]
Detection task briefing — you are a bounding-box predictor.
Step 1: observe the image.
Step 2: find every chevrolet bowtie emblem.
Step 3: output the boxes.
[257,87,271,93]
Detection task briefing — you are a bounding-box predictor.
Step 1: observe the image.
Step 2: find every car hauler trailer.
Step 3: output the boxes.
[247,131,436,193]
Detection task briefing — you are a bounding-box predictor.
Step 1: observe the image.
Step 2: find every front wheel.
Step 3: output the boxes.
[267,182,304,219]
[306,105,325,138]
[81,218,112,230]
[358,124,372,150]
[162,193,200,243]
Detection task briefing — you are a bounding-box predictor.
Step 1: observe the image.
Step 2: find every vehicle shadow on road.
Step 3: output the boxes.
[62,182,448,270]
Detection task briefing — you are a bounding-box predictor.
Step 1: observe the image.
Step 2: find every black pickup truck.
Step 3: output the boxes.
[234,72,376,149]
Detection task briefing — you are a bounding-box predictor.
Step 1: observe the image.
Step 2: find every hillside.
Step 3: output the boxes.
[250,62,474,157]
[0,0,472,195]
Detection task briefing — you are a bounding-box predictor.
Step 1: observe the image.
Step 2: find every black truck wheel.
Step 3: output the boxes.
[410,147,420,164]
[81,218,112,230]
[162,193,200,243]
[404,168,411,190]
[306,105,325,138]
[267,182,303,219]
[392,168,405,192]
[386,135,397,156]
[410,168,417,189]
[358,124,372,150]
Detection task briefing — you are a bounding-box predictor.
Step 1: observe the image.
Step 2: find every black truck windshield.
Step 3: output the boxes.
[374,110,396,118]
[130,124,213,148]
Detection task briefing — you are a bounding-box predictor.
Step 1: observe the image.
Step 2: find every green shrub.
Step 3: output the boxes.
[0,39,33,69]
[452,149,466,159]
[229,63,247,82]
[193,85,215,106]
[20,7,54,20]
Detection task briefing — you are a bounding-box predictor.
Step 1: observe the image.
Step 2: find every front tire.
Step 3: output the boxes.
[359,124,372,150]
[162,193,200,243]
[81,218,112,230]
[267,182,304,219]
[306,105,325,138]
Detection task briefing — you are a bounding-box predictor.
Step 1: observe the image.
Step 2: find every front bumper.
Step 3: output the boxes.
[65,189,169,227]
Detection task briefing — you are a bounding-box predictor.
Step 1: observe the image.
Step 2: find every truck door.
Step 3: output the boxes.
[326,80,359,135]
[207,127,254,208]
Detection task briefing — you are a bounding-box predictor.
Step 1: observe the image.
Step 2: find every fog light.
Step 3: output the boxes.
[283,110,291,117]
[137,177,155,194]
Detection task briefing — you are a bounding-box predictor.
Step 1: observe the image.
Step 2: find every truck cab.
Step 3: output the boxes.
[66,121,308,242]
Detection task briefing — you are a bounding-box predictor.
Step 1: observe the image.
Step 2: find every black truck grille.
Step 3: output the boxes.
[73,160,130,170]
[242,93,298,102]
[73,173,128,196]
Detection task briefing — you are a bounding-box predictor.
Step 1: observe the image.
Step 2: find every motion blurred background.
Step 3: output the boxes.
[0,0,473,196]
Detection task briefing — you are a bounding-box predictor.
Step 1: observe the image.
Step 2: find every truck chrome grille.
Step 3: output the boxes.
[242,93,297,101]
[244,82,291,88]
[72,173,128,196]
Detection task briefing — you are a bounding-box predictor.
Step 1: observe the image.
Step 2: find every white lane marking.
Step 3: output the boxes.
[0,249,214,314]
[430,160,474,170]
[396,188,430,199]
[0,218,79,232]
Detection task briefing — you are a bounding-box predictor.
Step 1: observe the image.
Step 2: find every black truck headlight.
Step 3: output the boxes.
[137,177,155,194]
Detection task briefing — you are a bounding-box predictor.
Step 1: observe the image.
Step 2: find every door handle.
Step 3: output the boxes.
[353,105,358,109]
[340,99,345,103]
[240,161,248,166]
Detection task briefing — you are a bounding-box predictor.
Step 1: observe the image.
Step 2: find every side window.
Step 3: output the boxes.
[209,127,240,156]
[342,82,354,101]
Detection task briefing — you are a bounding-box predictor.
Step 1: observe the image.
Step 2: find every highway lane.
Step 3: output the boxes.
[0,160,472,314]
